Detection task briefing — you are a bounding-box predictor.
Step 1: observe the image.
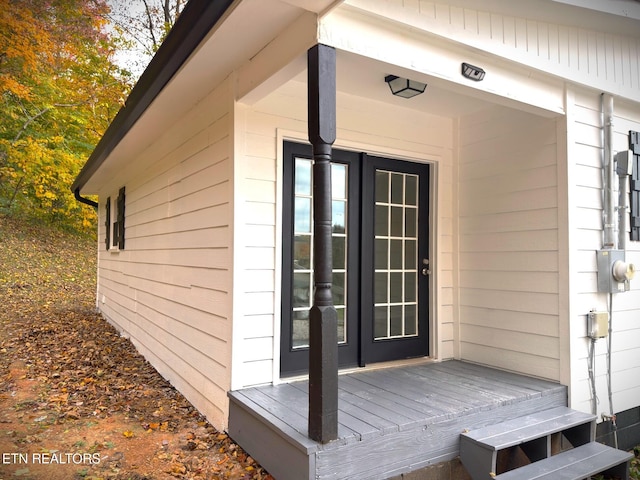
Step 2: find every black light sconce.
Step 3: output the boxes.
[384,75,427,98]
[461,62,485,81]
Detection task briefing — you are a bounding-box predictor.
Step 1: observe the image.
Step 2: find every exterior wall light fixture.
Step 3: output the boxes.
[384,75,427,98]
[462,63,485,81]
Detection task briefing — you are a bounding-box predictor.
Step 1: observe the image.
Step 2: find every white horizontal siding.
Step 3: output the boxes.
[96,80,234,431]
[232,80,456,388]
[458,105,561,380]
[567,89,640,416]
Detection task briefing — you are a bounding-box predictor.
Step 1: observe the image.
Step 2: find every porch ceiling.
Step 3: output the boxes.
[250,48,530,124]
[334,51,495,118]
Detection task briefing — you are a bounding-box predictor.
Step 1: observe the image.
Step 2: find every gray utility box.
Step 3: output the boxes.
[596,249,628,293]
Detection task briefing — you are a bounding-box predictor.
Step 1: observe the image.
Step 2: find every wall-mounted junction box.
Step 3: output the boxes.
[615,150,633,176]
[596,249,633,293]
[588,311,609,339]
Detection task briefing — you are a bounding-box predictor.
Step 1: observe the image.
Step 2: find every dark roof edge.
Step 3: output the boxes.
[71,0,236,194]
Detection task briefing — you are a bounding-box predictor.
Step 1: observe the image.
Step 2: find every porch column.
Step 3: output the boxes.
[307,43,338,443]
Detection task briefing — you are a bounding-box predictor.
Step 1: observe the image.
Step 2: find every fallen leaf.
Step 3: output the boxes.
[48,393,68,403]
[169,462,186,475]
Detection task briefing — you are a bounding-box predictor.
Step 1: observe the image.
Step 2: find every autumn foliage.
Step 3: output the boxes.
[0,0,131,233]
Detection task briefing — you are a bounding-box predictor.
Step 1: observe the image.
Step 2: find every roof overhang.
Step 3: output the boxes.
[72,0,236,194]
[73,0,342,195]
[73,0,640,195]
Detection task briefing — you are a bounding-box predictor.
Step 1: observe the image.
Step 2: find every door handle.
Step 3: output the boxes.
[421,259,431,276]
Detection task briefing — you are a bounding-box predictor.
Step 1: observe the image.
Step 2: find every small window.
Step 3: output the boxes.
[105,187,125,250]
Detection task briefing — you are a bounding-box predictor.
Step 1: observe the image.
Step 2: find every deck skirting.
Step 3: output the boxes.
[228,360,567,480]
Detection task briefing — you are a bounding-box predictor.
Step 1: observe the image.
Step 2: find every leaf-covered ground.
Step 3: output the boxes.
[0,216,273,480]
[2,216,639,480]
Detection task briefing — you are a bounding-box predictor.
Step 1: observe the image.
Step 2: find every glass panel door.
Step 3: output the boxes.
[281,142,429,374]
[362,155,429,364]
[281,142,360,376]
[373,170,419,340]
[291,158,349,349]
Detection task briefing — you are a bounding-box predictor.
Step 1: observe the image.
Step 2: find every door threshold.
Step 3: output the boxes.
[339,356,438,375]
[278,356,438,384]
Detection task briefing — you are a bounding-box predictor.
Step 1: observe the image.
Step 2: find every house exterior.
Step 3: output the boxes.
[73,0,640,476]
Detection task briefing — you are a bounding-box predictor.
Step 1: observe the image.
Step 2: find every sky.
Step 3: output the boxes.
[105,0,155,80]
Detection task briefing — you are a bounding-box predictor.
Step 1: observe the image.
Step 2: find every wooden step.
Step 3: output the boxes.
[495,441,633,480]
[459,406,634,480]
[460,406,595,478]
[461,406,595,451]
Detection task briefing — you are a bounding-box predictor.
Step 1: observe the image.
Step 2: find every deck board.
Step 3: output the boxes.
[344,374,451,419]
[428,362,543,395]
[408,366,523,404]
[358,368,475,413]
[291,381,389,439]
[371,365,505,410]
[437,361,560,394]
[339,375,428,428]
[238,388,311,439]
[356,371,456,416]
[228,360,567,480]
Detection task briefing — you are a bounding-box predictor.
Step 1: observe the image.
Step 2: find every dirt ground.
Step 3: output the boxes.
[0,216,273,480]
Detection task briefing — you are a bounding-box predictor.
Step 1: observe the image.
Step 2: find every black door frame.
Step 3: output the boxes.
[280,142,430,376]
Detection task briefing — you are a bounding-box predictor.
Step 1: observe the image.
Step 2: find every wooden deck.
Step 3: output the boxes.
[228,360,567,480]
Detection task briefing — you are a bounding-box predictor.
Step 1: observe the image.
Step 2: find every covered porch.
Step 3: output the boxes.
[228,360,567,480]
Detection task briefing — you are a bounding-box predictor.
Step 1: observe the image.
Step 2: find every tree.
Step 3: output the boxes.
[106,0,187,78]
[0,0,132,233]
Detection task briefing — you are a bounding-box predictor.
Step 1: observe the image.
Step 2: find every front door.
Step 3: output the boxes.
[280,142,430,376]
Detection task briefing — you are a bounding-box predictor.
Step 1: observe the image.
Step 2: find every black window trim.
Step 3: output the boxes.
[105,186,126,251]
